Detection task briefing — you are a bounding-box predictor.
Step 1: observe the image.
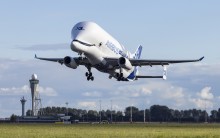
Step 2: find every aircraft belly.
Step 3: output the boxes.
[84,47,104,65]
[95,66,113,73]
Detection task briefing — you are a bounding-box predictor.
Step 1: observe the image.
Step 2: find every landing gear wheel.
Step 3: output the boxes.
[89,72,92,76]
[91,76,94,81]
[87,76,90,81]
[87,76,94,81]
[116,72,123,81]
[85,72,89,76]
[116,73,119,78]
[85,66,94,81]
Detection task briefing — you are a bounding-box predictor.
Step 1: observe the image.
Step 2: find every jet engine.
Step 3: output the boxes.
[118,57,133,70]
[64,56,78,69]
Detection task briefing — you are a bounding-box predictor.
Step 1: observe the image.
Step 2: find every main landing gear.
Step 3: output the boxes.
[116,73,128,81]
[116,68,125,81]
[85,67,94,81]
[116,73,124,81]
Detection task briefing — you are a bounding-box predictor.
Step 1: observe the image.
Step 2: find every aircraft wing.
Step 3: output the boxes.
[104,56,204,67]
[35,54,64,64]
[129,56,204,66]
[35,54,90,66]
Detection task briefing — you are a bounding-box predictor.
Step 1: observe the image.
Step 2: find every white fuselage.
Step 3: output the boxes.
[35,21,203,81]
[70,21,135,80]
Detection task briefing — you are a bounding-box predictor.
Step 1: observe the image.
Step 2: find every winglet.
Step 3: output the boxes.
[35,54,38,59]
[199,56,204,61]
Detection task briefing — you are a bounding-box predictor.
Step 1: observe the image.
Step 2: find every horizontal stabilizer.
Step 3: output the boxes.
[136,76,163,78]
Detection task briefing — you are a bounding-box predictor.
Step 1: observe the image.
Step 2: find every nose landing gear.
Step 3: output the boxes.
[85,72,94,81]
[85,67,94,81]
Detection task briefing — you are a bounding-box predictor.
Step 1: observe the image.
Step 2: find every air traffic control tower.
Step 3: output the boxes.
[29,74,41,116]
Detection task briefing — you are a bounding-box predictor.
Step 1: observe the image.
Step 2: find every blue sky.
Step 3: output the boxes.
[0,1,220,117]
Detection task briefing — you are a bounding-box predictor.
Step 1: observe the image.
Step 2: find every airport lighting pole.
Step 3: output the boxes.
[65,102,68,116]
[204,98,208,123]
[111,100,112,123]
[149,106,151,123]
[99,100,102,123]
[130,105,132,123]
[144,108,146,123]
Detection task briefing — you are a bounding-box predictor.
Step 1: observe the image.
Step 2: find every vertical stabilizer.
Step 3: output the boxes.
[132,45,142,59]
[128,45,143,80]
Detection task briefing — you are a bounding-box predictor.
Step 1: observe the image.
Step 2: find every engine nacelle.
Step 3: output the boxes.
[64,56,78,69]
[118,57,133,70]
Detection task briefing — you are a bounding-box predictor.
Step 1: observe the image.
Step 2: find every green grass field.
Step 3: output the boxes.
[0,123,220,138]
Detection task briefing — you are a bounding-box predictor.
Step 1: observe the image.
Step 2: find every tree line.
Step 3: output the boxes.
[25,105,220,123]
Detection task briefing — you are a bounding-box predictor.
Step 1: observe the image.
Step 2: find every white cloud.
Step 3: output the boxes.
[0,85,57,96]
[111,104,123,111]
[140,87,152,95]
[0,63,9,70]
[0,85,29,95]
[108,81,188,109]
[190,98,213,109]
[38,86,57,97]
[160,86,184,99]
[190,87,214,109]
[112,85,152,98]
[82,91,102,97]
[78,102,96,108]
[197,87,213,100]
[150,82,187,107]
[171,63,220,76]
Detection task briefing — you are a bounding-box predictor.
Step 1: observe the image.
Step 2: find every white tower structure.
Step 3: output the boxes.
[20,96,26,117]
[29,74,41,116]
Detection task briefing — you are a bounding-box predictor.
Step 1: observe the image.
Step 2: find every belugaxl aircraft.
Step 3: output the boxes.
[36,21,204,81]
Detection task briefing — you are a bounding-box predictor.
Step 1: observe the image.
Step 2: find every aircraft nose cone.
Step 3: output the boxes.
[70,41,78,52]
[70,40,88,53]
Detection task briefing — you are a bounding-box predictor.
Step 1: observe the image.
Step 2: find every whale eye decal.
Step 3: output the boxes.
[75,27,84,30]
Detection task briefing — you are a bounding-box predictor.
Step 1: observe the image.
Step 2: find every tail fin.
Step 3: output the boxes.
[132,45,142,78]
[132,45,142,59]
